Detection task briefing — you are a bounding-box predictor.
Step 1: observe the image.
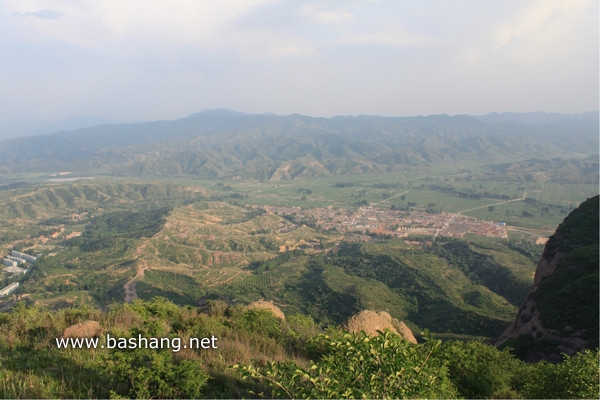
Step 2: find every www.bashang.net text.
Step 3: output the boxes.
[55,334,218,352]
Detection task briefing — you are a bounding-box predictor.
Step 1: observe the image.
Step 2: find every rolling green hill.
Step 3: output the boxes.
[484,156,599,184]
[0,181,544,340]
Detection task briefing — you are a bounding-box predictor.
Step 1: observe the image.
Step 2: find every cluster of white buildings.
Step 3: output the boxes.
[3,250,37,268]
[0,251,37,298]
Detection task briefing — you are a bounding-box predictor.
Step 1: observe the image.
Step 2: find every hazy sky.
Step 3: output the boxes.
[1,0,598,121]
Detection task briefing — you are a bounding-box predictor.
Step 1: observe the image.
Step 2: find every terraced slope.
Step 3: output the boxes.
[1,182,540,339]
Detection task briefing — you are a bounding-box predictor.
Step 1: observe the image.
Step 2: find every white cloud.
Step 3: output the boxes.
[0,1,596,120]
[491,0,595,59]
[465,51,482,65]
[459,0,596,71]
[270,41,318,58]
[493,25,523,51]
[13,9,64,20]
[4,0,277,51]
[300,4,353,24]
[339,29,439,48]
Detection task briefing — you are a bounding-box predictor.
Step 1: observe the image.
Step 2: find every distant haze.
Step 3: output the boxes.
[0,1,597,122]
[0,111,597,179]
[0,116,120,141]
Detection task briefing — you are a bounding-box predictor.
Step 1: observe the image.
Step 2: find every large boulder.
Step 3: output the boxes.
[61,320,102,338]
[343,310,417,343]
[395,320,418,344]
[248,300,285,321]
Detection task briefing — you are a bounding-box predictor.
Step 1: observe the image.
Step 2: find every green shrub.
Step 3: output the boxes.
[522,349,600,399]
[229,309,282,339]
[234,331,457,399]
[96,349,208,399]
[440,340,525,398]
[208,300,229,317]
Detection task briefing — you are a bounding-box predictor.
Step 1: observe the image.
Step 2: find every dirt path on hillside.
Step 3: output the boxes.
[123,242,149,302]
[123,259,148,302]
[205,270,245,287]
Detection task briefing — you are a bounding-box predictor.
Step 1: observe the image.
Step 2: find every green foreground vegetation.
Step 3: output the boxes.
[0,298,597,399]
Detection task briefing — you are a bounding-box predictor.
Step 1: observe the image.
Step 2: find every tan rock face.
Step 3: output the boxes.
[343,310,417,343]
[395,320,418,344]
[495,247,590,362]
[495,195,599,362]
[532,236,565,287]
[495,240,563,349]
[248,300,286,320]
[61,320,102,338]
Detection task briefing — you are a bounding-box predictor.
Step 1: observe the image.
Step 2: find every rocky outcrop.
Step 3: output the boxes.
[61,320,102,339]
[248,300,286,320]
[496,195,599,362]
[343,310,418,343]
[395,320,418,344]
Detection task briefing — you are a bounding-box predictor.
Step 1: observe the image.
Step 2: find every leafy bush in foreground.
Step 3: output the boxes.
[520,349,600,399]
[234,331,458,399]
[95,349,208,399]
[0,298,598,399]
[441,340,527,399]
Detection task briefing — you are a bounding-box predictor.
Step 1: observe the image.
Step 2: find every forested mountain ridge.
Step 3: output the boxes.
[0,112,597,179]
[496,195,599,361]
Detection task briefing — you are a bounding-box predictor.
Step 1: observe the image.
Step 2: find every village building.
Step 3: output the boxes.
[0,282,19,297]
[3,266,28,275]
[3,259,18,267]
[10,250,37,263]
[6,255,26,265]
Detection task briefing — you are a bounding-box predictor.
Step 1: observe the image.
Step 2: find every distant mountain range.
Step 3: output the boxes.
[0,116,121,141]
[0,110,597,180]
[473,111,598,125]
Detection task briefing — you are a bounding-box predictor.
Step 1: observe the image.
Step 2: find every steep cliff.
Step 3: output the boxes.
[496,195,599,362]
